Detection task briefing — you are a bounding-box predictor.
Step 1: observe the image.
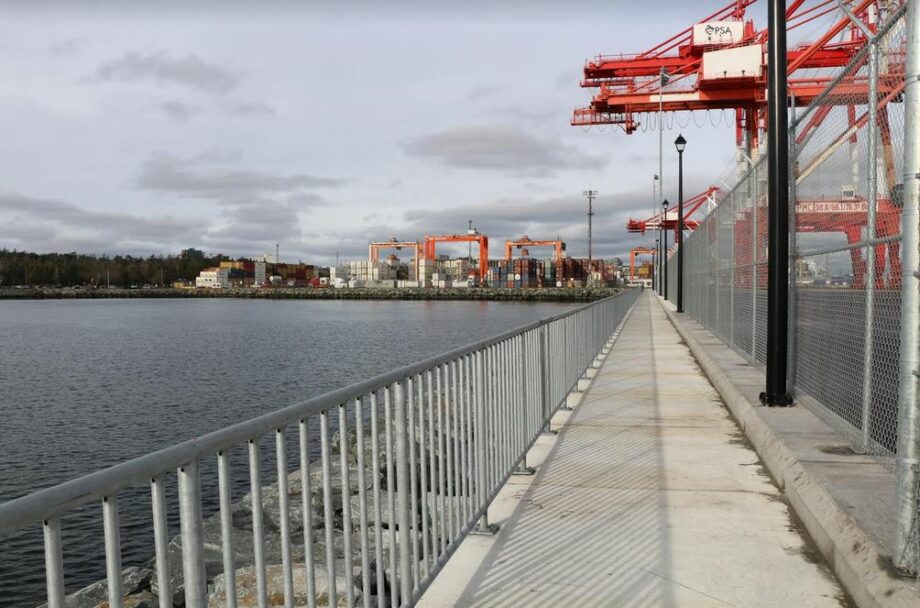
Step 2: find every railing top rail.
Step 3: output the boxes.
[0,289,634,535]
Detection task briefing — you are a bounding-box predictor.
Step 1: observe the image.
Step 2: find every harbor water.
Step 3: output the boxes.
[0,298,575,606]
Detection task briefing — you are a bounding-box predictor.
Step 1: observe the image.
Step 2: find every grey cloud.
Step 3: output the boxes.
[92,52,238,95]
[229,102,276,116]
[286,193,327,208]
[466,84,503,102]
[135,153,344,199]
[204,199,303,246]
[0,192,201,250]
[489,105,561,124]
[160,100,199,121]
[50,38,85,56]
[403,125,607,175]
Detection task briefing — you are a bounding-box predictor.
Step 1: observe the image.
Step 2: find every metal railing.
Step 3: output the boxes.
[0,287,640,608]
[665,3,919,574]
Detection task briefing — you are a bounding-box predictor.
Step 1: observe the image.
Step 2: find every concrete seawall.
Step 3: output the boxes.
[0,287,620,302]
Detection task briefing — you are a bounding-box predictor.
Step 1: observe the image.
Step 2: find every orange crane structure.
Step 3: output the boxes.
[629,247,657,282]
[369,238,421,278]
[627,187,721,239]
[504,236,566,263]
[573,0,906,288]
[423,232,490,281]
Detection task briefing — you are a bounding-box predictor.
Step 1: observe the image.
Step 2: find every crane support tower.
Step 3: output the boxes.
[504,236,566,263]
[423,232,490,281]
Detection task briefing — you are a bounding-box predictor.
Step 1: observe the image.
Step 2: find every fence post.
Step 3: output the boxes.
[895,0,920,575]
[751,163,759,364]
[861,34,880,452]
[788,102,799,397]
[730,190,736,349]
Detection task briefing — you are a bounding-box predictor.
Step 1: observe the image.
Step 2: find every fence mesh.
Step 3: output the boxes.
[666,3,910,562]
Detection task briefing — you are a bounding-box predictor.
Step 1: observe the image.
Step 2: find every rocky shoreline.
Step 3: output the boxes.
[42,427,454,608]
[1,286,619,302]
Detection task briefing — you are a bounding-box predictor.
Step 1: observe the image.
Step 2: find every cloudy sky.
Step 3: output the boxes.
[0,0,767,264]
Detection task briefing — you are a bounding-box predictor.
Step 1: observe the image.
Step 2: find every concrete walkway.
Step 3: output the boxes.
[419,291,848,607]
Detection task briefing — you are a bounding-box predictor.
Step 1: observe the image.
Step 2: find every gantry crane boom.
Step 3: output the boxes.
[571,0,903,158]
[504,236,566,263]
[626,187,721,237]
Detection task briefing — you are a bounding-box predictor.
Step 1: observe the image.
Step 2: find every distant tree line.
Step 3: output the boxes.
[0,248,225,287]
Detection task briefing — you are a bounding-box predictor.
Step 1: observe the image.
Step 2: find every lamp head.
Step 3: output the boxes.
[662,199,669,210]
[674,133,687,153]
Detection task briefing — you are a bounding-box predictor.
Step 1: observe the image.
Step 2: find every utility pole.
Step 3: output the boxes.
[583,190,597,274]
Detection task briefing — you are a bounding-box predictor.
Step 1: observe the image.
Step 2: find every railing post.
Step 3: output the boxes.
[514,333,535,475]
[43,517,65,608]
[151,476,173,608]
[102,496,124,608]
[539,324,554,435]
[394,381,414,599]
[895,0,920,575]
[474,350,498,534]
[178,458,207,608]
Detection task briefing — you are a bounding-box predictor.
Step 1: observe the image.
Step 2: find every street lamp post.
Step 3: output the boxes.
[654,237,660,290]
[675,134,686,313]
[662,199,669,300]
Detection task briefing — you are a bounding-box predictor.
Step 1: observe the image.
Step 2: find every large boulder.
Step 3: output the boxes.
[35,566,154,608]
[208,564,360,608]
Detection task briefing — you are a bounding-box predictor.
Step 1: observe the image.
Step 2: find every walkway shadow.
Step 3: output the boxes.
[454,295,678,607]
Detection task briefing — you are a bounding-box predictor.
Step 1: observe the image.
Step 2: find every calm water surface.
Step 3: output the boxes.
[0,298,574,606]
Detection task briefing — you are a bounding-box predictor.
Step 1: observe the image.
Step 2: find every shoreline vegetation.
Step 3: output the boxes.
[0,286,620,302]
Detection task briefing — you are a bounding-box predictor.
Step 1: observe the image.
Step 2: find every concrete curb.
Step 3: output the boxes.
[657,297,920,608]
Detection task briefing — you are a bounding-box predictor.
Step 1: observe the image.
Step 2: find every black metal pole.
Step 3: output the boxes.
[761,0,792,406]
[658,229,662,294]
[677,150,684,313]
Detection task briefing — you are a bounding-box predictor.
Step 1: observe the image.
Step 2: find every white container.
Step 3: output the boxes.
[702,44,762,80]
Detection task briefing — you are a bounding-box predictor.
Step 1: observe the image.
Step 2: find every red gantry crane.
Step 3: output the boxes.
[504,236,567,263]
[629,247,658,282]
[574,0,907,288]
[423,232,490,281]
[369,237,421,279]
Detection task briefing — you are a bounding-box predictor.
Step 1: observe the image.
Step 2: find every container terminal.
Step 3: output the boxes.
[190,233,642,291]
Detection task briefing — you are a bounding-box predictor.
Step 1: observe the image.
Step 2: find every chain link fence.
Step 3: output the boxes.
[666,3,913,567]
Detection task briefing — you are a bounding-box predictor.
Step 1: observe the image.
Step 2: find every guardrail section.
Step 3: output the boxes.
[0,287,639,608]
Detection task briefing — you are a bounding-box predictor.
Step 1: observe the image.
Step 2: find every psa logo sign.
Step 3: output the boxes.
[705,24,734,37]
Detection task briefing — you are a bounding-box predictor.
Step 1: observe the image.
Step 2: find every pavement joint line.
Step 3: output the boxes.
[656,292,920,608]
